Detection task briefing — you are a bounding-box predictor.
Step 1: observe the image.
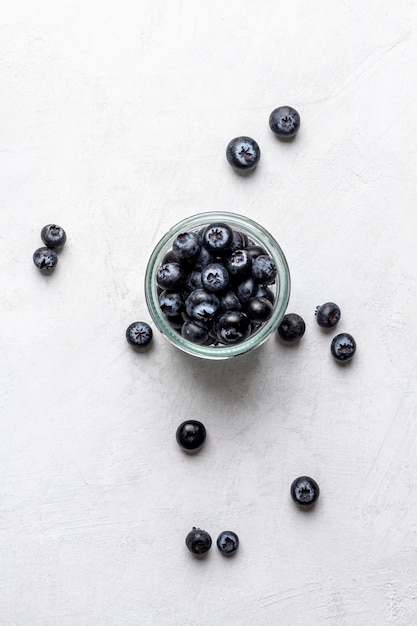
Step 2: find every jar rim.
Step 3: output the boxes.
[144,211,291,359]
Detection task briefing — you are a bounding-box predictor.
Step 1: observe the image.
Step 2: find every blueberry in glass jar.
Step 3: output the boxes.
[145,212,291,358]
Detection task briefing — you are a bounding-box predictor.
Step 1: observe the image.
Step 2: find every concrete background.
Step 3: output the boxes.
[1,1,417,624]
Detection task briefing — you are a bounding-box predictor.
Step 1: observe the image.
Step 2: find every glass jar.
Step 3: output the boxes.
[144,211,291,360]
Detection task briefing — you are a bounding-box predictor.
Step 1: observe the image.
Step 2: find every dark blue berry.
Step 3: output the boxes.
[176,420,206,452]
[181,320,210,344]
[215,311,251,345]
[220,290,242,312]
[185,270,203,292]
[203,223,234,257]
[269,106,300,140]
[236,276,257,304]
[161,249,177,265]
[185,289,220,322]
[230,230,248,252]
[217,531,239,555]
[126,321,153,349]
[255,285,275,304]
[226,249,252,279]
[330,333,356,362]
[33,247,58,273]
[158,290,184,317]
[290,476,320,508]
[165,313,184,330]
[226,136,260,172]
[245,297,274,323]
[185,528,212,556]
[41,224,67,250]
[201,263,229,293]
[315,302,341,328]
[172,231,202,263]
[246,244,268,260]
[156,262,185,290]
[194,246,215,270]
[278,313,306,342]
[252,255,277,285]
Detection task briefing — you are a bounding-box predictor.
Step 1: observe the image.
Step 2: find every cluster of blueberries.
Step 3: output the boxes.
[278,302,357,363]
[33,224,67,273]
[155,222,278,346]
[226,105,300,174]
[176,419,320,556]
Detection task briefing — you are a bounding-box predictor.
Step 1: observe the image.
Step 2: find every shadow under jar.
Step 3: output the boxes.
[144,212,291,360]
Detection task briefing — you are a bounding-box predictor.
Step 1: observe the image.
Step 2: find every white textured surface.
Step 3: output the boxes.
[1,2,417,624]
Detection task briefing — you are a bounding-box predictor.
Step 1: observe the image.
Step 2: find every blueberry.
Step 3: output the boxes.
[230,230,248,252]
[245,297,274,323]
[278,313,306,342]
[33,247,58,273]
[269,106,300,140]
[172,231,202,263]
[220,290,242,312]
[217,530,239,555]
[185,527,212,556]
[315,302,341,328]
[226,136,261,172]
[255,285,275,305]
[290,476,320,508]
[161,249,177,265]
[246,244,268,260]
[181,320,210,344]
[126,321,153,349]
[215,311,251,345]
[165,313,184,330]
[236,276,257,304]
[158,290,184,317]
[201,263,230,293]
[185,289,220,322]
[251,255,277,285]
[156,262,185,290]
[176,420,206,452]
[185,270,203,292]
[194,246,215,270]
[226,249,252,279]
[330,332,356,362]
[41,224,67,250]
[203,223,234,256]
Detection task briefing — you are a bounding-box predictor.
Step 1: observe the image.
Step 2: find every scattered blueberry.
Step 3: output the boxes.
[330,332,356,362]
[33,247,58,273]
[269,106,300,140]
[41,224,67,250]
[126,321,153,349]
[290,476,320,508]
[185,527,212,556]
[278,313,306,342]
[217,531,239,555]
[176,420,207,452]
[315,302,341,328]
[226,136,260,173]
